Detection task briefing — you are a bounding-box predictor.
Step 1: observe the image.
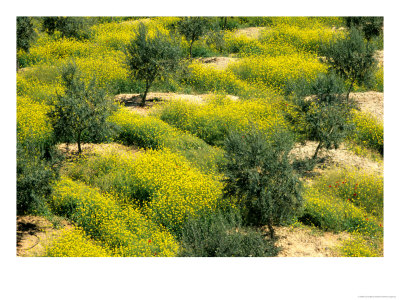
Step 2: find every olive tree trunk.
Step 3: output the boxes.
[141,81,151,107]
[267,217,275,239]
[77,130,82,154]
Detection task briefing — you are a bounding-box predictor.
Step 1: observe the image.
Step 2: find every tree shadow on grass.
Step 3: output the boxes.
[118,94,164,108]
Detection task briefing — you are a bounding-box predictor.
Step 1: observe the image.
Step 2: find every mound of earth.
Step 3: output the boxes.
[271,225,350,257]
[17,216,73,257]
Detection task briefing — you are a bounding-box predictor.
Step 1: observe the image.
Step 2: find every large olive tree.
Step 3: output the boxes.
[221,127,303,239]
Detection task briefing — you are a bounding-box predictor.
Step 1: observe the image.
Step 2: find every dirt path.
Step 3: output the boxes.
[17,216,73,257]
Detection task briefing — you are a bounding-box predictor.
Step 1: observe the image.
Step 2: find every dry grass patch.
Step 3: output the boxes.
[197,56,239,70]
[58,142,140,159]
[374,50,384,66]
[351,92,383,122]
[115,92,206,102]
[115,92,239,115]
[235,27,266,39]
[291,141,383,178]
[272,225,351,257]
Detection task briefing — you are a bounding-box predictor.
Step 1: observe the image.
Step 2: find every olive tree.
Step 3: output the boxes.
[17,17,35,52]
[221,127,303,239]
[320,27,377,102]
[177,17,210,57]
[287,73,355,160]
[17,17,36,70]
[48,62,117,154]
[124,23,182,106]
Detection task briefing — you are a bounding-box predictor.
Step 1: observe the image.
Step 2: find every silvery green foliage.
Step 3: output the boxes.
[124,23,182,106]
[344,17,383,41]
[288,73,356,159]
[320,27,377,101]
[48,61,117,153]
[180,209,278,257]
[177,17,210,57]
[221,127,303,238]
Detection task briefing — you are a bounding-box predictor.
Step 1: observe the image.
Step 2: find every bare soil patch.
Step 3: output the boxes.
[331,26,346,32]
[17,215,73,257]
[115,92,206,106]
[235,27,265,39]
[58,142,140,159]
[290,141,383,179]
[197,56,239,70]
[374,50,384,66]
[17,67,33,74]
[271,225,350,257]
[115,92,239,115]
[305,91,383,122]
[351,91,383,122]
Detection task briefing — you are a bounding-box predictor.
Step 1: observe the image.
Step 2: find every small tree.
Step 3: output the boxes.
[320,27,377,102]
[16,17,36,70]
[125,23,182,107]
[221,127,303,239]
[48,62,117,154]
[287,73,355,160]
[177,17,210,58]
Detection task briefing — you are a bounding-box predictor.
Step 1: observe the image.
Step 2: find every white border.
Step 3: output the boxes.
[2,1,399,299]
